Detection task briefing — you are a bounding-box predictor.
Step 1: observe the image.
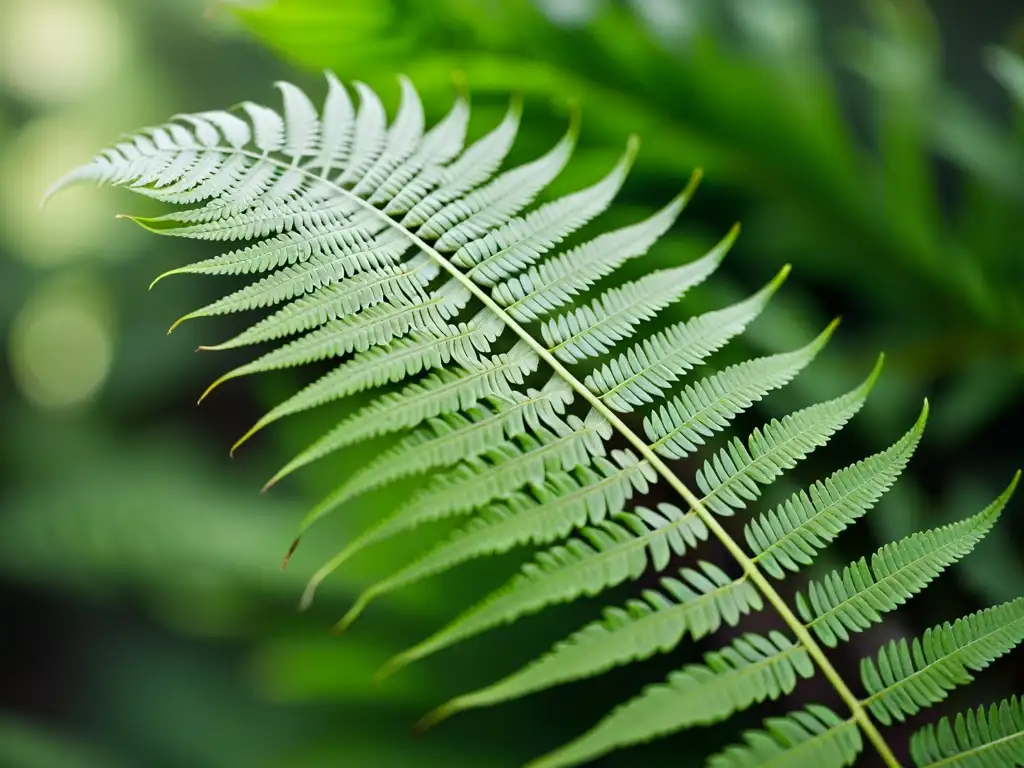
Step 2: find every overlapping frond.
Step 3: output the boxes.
[50,73,1024,768]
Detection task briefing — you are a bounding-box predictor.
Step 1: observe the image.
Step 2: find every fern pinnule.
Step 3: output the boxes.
[588,264,790,412]
[748,400,929,579]
[529,631,816,768]
[798,492,1004,647]
[419,562,762,723]
[910,694,1024,768]
[492,169,701,323]
[288,379,575,550]
[542,225,736,363]
[708,705,862,768]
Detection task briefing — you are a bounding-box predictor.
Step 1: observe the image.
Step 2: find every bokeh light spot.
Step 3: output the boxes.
[1,116,125,267]
[0,0,125,105]
[9,277,115,411]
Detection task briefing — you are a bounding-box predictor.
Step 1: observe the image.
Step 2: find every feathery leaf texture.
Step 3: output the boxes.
[530,631,815,768]
[748,403,928,579]
[910,695,1024,768]
[863,593,1024,725]
[708,705,862,768]
[798,484,1001,647]
[49,73,1023,768]
[423,562,762,722]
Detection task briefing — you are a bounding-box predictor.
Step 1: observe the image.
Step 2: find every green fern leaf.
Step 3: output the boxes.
[422,562,761,722]
[910,695,1024,768]
[51,73,1024,768]
[644,320,838,458]
[298,380,574,532]
[748,402,928,579]
[542,226,736,363]
[587,267,790,412]
[798,480,1002,647]
[492,173,699,322]
[862,592,1024,725]
[708,705,862,768]
[528,631,814,768]
[264,345,540,485]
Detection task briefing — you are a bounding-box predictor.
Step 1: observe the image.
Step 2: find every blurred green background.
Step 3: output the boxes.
[1,0,1022,765]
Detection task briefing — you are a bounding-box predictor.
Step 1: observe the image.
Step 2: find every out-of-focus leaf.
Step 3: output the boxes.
[0,716,123,768]
[988,46,1024,108]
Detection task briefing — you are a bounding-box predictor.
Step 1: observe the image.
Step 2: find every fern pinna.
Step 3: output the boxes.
[48,74,1023,768]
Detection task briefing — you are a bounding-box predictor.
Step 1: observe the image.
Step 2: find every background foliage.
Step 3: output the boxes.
[1,0,1022,765]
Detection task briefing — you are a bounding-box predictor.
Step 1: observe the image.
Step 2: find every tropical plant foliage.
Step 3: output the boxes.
[48,74,1023,767]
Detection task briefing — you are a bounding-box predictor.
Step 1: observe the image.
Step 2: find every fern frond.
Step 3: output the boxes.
[542,226,736,363]
[492,173,699,322]
[644,320,838,459]
[910,695,1024,768]
[295,380,574,535]
[798,483,1000,647]
[748,402,928,579]
[262,345,540,484]
[708,705,862,768]
[862,592,1024,725]
[453,136,636,286]
[385,367,871,664]
[53,73,1022,768]
[319,449,657,619]
[587,267,790,412]
[528,631,814,768]
[422,562,761,721]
